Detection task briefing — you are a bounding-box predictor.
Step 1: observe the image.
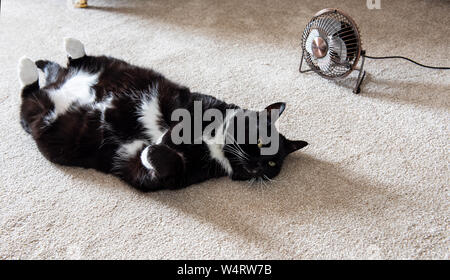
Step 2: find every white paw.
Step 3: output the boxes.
[64,37,85,59]
[18,56,38,86]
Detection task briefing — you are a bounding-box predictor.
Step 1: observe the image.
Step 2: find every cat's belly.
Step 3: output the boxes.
[44,68,166,156]
[48,70,100,115]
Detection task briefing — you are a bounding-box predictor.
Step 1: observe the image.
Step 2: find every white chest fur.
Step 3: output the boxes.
[137,85,166,143]
[49,71,99,115]
[203,109,236,176]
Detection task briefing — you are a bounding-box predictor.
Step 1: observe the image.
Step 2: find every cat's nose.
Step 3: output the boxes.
[250,167,264,176]
[244,166,261,175]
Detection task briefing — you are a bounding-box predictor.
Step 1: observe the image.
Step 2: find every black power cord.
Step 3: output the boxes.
[362,54,450,70]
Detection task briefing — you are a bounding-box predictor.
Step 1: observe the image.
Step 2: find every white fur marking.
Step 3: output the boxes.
[95,96,114,112]
[42,110,57,127]
[49,71,99,115]
[155,130,167,144]
[18,57,38,86]
[64,37,86,59]
[118,140,146,158]
[138,85,165,143]
[204,110,236,175]
[140,146,154,170]
[207,141,232,175]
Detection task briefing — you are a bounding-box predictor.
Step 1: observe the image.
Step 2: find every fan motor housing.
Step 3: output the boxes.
[311,37,328,58]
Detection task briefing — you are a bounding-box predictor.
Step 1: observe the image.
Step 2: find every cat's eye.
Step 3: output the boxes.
[257,139,263,148]
[268,161,276,167]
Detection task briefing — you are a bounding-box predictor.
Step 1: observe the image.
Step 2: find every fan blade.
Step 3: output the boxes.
[318,17,341,36]
[328,36,347,63]
[305,29,320,55]
[317,52,332,72]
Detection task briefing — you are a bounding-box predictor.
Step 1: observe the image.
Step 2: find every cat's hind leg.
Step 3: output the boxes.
[18,57,52,135]
[18,57,39,133]
[18,56,38,88]
[114,142,186,191]
[64,37,86,60]
[63,37,102,73]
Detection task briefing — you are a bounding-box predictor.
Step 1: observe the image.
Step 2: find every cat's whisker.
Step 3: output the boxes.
[224,145,249,162]
[234,144,250,160]
[224,149,248,162]
[247,178,255,187]
[263,174,277,183]
[224,141,244,156]
[226,132,250,159]
[261,177,268,188]
[231,142,249,158]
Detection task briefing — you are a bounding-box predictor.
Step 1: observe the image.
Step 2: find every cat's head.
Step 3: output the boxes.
[223,102,308,181]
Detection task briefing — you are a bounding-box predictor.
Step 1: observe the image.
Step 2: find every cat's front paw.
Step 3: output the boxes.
[141,144,184,179]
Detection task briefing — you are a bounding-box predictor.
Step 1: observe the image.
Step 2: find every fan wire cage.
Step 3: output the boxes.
[299,9,367,93]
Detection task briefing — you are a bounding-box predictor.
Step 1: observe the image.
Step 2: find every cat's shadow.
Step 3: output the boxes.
[60,151,417,257]
[144,153,415,257]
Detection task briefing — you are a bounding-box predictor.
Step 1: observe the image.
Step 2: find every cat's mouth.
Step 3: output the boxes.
[243,166,266,179]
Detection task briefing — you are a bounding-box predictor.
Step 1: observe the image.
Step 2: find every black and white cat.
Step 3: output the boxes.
[18,38,308,191]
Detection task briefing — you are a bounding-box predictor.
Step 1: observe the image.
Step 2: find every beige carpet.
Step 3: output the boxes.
[1,0,449,259]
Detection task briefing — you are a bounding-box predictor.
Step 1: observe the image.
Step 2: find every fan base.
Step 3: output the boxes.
[299,50,367,94]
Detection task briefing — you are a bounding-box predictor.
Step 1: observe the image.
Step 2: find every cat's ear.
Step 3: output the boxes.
[262,102,286,124]
[285,139,308,154]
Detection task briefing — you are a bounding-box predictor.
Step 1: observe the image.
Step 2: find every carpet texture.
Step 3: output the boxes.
[0,0,449,259]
